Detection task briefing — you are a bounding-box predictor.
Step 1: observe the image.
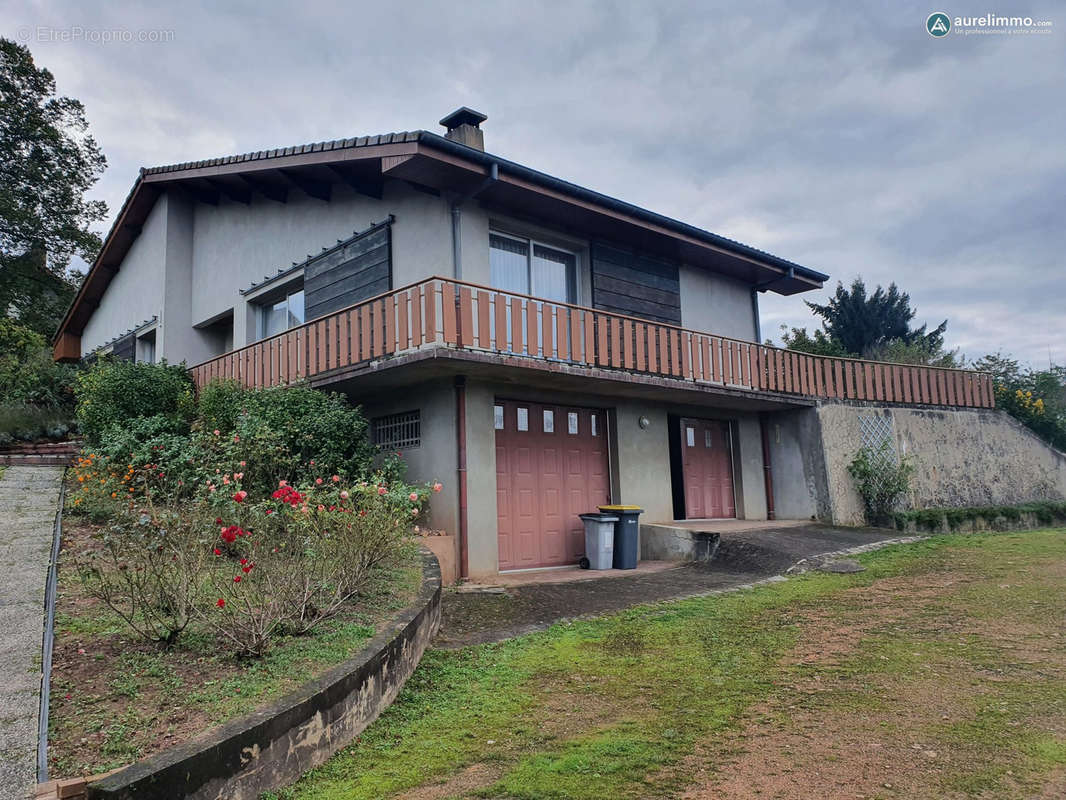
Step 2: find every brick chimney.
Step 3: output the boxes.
[440,107,487,151]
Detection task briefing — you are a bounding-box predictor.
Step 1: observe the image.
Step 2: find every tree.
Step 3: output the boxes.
[777,326,851,357]
[783,277,950,364]
[806,278,947,357]
[0,37,107,335]
[973,352,1066,452]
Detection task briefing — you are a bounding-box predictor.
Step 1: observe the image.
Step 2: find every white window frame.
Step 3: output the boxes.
[254,283,305,341]
[489,230,578,303]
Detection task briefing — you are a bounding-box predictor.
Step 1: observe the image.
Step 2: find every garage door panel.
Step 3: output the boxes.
[496,400,610,569]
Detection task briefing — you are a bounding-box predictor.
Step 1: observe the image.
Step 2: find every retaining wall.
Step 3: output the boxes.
[805,403,1066,525]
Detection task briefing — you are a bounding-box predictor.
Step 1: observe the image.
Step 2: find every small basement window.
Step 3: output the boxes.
[372,410,421,450]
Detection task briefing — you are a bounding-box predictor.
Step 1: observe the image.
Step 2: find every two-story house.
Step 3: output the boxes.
[53,108,999,579]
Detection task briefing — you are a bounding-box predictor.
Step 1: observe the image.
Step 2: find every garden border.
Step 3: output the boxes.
[83,547,442,800]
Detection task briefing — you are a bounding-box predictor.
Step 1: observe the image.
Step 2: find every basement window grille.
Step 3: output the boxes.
[372,411,421,450]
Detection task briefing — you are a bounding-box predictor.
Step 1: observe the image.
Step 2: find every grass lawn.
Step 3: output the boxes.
[48,518,420,777]
[277,529,1066,800]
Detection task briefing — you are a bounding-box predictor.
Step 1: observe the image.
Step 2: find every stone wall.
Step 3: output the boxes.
[815,403,1066,525]
[87,549,441,800]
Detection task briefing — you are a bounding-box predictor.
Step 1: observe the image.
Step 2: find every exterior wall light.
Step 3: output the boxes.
[638,416,650,430]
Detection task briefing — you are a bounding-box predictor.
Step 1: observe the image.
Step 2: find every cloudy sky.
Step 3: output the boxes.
[5,0,1064,365]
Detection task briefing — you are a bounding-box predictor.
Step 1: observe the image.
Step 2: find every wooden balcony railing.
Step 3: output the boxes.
[189,276,995,409]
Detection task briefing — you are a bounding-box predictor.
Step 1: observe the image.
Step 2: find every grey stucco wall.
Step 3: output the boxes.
[81,195,167,355]
[816,403,1066,525]
[355,379,458,538]
[465,380,768,576]
[678,265,757,342]
[191,181,451,348]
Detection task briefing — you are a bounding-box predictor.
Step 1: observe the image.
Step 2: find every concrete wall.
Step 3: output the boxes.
[679,265,757,342]
[812,403,1066,525]
[355,378,458,538]
[80,196,167,355]
[764,408,830,521]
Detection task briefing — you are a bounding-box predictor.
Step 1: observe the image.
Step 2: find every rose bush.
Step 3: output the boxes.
[74,460,440,656]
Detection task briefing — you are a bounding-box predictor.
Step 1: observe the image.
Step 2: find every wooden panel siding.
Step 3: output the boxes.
[590,241,682,325]
[189,276,995,411]
[303,220,392,322]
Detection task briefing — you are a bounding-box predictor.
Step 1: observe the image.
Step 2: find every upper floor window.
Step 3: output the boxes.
[257,287,304,340]
[490,233,575,304]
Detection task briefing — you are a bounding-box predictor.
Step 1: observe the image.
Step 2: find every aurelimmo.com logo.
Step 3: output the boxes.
[927,12,952,36]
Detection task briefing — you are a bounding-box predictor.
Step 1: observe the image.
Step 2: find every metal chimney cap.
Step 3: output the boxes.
[440,107,488,130]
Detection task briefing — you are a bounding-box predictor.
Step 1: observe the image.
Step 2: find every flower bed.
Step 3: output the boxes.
[50,369,443,778]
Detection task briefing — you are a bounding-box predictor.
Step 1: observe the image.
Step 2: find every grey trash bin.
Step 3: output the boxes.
[579,513,618,570]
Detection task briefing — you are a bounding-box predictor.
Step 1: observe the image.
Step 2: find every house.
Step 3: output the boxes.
[56,107,1054,581]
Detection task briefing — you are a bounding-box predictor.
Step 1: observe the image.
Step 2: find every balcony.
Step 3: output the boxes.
[189,276,995,410]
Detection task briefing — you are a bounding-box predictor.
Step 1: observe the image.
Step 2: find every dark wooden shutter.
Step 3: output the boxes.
[304,221,392,321]
[590,242,681,324]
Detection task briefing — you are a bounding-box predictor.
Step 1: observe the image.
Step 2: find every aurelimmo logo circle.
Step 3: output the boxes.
[927,12,952,37]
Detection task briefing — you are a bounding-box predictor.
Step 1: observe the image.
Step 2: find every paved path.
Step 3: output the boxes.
[0,467,64,800]
[437,523,903,648]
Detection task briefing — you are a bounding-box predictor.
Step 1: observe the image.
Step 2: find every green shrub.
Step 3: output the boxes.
[75,360,195,442]
[893,500,1066,532]
[197,378,246,434]
[847,441,915,525]
[193,381,376,494]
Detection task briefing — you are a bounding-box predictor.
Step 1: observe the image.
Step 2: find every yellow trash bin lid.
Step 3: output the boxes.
[598,505,643,511]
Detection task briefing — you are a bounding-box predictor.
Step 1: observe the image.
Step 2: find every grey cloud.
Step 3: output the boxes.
[3,0,1062,364]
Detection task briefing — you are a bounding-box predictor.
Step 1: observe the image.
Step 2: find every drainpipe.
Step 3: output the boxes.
[455,375,469,579]
[449,162,498,280]
[759,412,776,520]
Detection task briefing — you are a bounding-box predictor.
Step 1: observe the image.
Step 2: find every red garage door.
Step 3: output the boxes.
[495,401,610,570]
[680,418,736,520]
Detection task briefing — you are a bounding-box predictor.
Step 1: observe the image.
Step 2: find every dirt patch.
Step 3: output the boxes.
[679,566,1066,800]
[395,763,504,800]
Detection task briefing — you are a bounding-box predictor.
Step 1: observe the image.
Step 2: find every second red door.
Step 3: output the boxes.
[680,418,736,519]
